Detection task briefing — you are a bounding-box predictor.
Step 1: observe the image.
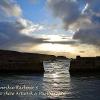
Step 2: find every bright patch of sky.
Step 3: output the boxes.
[17,0,46,23]
[16,0,60,24]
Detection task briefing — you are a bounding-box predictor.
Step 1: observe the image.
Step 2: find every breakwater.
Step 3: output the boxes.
[69,56,100,73]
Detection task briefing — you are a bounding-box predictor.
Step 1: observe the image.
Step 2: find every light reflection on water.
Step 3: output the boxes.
[43,60,71,99]
[0,60,100,100]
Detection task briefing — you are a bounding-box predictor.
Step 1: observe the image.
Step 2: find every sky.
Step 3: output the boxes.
[0,0,100,58]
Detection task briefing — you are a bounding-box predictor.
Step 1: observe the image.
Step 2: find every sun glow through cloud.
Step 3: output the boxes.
[32,43,75,54]
[27,42,100,58]
[43,35,72,42]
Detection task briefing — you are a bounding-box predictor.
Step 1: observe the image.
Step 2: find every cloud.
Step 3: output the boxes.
[47,0,80,29]
[0,0,22,17]
[0,0,47,51]
[47,0,100,30]
[73,0,100,46]
[47,0,100,47]
[16,18,45,36]
[0,18,46,49]
[43,35,78,45]
[73,27,100,46]
[44,40,78,45]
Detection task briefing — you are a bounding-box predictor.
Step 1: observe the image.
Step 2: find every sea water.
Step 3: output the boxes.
[0,60,100,100]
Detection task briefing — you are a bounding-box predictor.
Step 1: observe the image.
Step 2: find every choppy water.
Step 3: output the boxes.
[0,60,100,100]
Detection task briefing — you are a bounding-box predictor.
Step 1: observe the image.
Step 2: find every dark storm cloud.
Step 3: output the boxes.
[47,0,100,28]
[73,0,100,46]
[44,40,78,45]
[47,0,100,46]
[47,0,80,28]
[73,28,100,46]
[0,21,45,49]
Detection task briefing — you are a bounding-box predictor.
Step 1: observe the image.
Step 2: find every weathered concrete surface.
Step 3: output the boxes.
[0,50,56,74]
[69,56,100,73]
